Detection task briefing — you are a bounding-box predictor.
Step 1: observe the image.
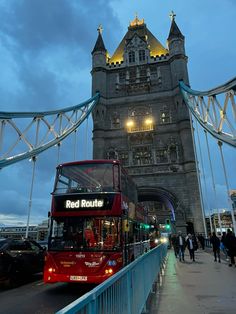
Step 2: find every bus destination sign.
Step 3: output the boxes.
[53,194,116,212]
[65,199,104,209]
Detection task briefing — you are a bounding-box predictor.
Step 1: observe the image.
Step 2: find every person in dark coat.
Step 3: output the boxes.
[176,231,186,262]
[197,233,205,250]
[210,232,221,262]
[186,233,198,262]
[171,234,178,258]
[221,231,229,261]
[225,229,236,267]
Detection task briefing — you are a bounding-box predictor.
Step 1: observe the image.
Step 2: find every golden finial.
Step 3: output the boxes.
[97,24,103,34]
[130,13,144,27]
[169,10,176,21]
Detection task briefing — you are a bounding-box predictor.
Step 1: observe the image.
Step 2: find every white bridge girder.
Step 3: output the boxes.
[0,93,99,168]
[179,78,236,148]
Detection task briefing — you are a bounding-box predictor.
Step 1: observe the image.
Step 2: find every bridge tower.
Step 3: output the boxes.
[91,16,204,234]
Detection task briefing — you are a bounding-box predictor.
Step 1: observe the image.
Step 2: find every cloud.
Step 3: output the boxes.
[0,0,121,110]
[0,0,122,225]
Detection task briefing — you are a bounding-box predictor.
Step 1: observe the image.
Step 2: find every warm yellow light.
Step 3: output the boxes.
[126,120,134,127]
[145,118,153,125]
[105,268,113,275]
[160,237,168,244]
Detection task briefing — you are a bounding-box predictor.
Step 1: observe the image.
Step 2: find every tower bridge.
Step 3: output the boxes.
[0,13,236,314]
[0,15,235,236]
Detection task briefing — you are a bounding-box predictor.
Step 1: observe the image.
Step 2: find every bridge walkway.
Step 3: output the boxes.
[149,249,236,314]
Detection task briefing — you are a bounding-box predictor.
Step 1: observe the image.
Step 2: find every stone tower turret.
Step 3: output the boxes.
[91,25,107,97]
[167,13,189,87]
[91,15,204,234]
[91,26,107,157]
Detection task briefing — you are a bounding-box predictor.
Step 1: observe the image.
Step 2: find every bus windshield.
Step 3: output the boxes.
[54,163,119,194]
[48,216,121,252]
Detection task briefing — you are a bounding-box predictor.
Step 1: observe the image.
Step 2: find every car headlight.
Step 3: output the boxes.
[161,238,168,243]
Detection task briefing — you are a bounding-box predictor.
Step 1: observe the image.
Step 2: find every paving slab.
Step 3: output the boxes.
[149,249,236,314]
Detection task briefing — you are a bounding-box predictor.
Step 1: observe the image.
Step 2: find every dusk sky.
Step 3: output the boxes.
[0,0,235,226]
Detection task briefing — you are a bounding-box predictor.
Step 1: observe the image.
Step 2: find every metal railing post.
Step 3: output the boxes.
[218,141,236,232]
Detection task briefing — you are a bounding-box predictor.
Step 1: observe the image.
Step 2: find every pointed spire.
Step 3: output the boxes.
[167,12,184,41]
[92,25,107,54]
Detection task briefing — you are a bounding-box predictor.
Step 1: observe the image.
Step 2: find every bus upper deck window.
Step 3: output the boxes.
[113,164,120,191]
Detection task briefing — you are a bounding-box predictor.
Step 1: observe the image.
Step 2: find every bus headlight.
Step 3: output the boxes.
[105,268,113,275]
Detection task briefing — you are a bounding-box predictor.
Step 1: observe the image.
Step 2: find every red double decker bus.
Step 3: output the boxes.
[44,160,150,284]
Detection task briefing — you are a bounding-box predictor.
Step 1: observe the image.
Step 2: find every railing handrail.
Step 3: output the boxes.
[56,243,167,314]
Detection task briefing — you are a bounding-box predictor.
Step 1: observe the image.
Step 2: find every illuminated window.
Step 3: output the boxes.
[126,107,154,133]
[160,108,171,124]
[139,50,145,61]
[128,51,135,63]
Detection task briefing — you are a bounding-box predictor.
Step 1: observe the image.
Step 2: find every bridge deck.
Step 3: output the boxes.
[150,249,236,314]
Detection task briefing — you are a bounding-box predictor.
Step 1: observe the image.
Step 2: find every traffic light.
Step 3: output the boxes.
[165,219,171,230]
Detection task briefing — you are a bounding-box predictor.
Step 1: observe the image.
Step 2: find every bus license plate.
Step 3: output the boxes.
[70,276,87,281]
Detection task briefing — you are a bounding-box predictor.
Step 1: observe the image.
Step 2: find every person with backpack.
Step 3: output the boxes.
[210,232,221,263]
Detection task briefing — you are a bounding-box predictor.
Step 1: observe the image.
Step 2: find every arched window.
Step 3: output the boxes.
[139,50,145,62]
[128,51,135,63]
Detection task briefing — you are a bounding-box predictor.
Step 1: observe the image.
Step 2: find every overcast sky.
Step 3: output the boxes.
[0,0,235,226]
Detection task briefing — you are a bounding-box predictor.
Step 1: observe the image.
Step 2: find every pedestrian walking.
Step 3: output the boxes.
[210,232,221,263]
[171,234,178,258]
[186,233,198,262]
[197,233,205,250]
[225,229,236,267]
[176,231,186,262]
[221,231,229,261]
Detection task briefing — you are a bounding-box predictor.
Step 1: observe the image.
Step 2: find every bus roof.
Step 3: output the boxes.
[57,159,121,169]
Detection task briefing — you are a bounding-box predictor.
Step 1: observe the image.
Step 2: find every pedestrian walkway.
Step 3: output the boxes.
[149,249,236,314]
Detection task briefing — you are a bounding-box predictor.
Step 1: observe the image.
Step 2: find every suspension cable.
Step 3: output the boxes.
[25,156,36,238]
[189,114,207,236]
[0,120,5,153]
[85,117,88,160]
[204,131,223,233]
[218,141,236,232]
[195,121,211,235]
[73,111,78,161]
[57,143,61,165]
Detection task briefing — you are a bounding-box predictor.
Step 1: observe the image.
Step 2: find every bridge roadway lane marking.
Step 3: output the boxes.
[0,279,96,314]
[149,249,236,314]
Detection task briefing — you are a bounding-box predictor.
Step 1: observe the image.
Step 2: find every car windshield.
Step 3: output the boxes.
[53,163,119,194]
[0,239,8,250]
[48,216,121,252]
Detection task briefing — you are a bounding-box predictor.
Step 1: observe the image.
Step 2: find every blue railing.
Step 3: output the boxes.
[56,243,167,314]
[205,238,212,248]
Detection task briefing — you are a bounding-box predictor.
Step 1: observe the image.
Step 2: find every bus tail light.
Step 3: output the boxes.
[105,268,113,275]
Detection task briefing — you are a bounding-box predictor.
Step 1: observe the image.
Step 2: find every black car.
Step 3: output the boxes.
[0,238,45,287]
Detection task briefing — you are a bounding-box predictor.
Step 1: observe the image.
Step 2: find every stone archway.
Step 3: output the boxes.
[138,186,187,234]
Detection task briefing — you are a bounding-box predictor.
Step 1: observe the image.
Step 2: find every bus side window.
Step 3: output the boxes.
[113,164,120,191]
[84,229,96,247]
